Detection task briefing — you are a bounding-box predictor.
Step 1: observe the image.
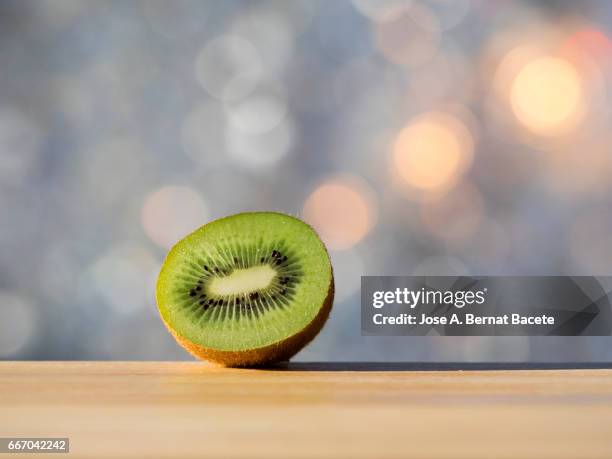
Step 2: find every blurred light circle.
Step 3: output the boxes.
[510,57,584,136]
[195,35,262,101]
[374,9,440,67]
[0,109,41,188]
[225,117,294,169]
[351,0,411,22]
[232,7,296,74]
[89,244,160,314]
[226,92,287,135]
[0,292,38,357]
[492,45,540,98]
[302,176,377,251]
[563,28,612,60]
[141,186,209,249]
[392,111,474,192]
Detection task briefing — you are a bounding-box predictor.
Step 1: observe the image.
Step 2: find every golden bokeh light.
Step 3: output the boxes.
[510,56,584,135]
[302,176,376,251]
[563,28,612,60]
[392,112,474,192]
[141,186,209,249]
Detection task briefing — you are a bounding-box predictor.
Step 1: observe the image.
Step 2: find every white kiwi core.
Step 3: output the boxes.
[208,265,277,296]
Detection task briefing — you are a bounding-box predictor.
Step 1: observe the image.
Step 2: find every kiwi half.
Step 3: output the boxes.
[156,212,334,367]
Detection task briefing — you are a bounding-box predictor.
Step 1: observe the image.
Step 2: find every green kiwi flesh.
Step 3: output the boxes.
[156,212,334,367]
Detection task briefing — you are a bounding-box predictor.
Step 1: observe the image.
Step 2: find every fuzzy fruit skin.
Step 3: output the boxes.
[161,280,334,367]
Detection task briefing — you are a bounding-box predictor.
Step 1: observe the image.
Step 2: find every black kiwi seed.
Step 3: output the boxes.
[204,265,209,271]
[196,286,202,291]
[260,257,264,263]
[282,256,287,262]
[199,300,205,305]
[215,267,220,273]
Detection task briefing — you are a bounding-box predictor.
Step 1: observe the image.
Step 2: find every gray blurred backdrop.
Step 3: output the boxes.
[2,0,612,361]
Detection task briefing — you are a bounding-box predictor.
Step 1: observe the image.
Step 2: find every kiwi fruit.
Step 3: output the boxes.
[156,212,334,367]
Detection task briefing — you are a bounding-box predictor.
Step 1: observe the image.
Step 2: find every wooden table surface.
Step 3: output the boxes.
[1,362,612,458]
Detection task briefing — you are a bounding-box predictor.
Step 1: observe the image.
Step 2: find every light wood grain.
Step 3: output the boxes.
[1,362,611,458]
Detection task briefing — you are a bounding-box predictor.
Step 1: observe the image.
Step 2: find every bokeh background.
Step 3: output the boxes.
[2,0,612,362]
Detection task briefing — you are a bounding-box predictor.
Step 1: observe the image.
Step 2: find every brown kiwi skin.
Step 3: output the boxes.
[161,280,334,367]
